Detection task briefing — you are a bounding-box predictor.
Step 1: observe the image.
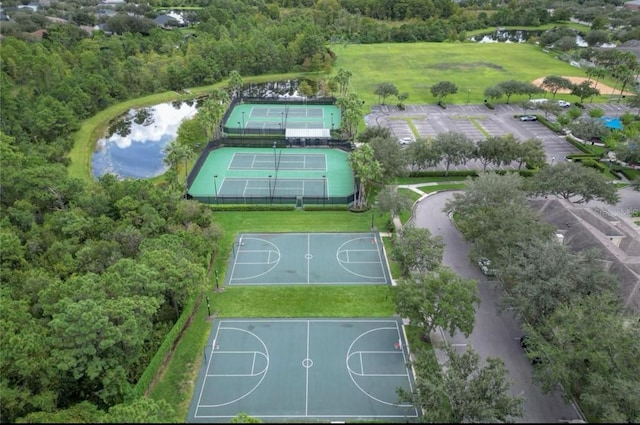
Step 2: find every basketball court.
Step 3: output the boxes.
[186,318,420,423]
[226,232,391,285]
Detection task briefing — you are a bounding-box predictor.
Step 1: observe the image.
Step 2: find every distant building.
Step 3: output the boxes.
[623,0,640,11]
[17,2,39,12]
[530,197,640,316]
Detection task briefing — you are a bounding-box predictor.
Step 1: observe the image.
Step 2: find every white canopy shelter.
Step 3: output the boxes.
[285,128,331,139]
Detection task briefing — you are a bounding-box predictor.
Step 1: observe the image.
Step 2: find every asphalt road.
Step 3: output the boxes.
[412,191,585,423]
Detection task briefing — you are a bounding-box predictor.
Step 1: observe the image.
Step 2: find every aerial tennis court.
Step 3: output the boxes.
[226,103,341,132]
[187,318,420,423]
[227,232,391,285]
[187,147,355,205]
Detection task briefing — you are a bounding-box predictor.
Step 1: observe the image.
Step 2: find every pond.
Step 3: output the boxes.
[469,29,542,43]
[91,79,312,180]
[92,100,198,180]
[469,29,616,48]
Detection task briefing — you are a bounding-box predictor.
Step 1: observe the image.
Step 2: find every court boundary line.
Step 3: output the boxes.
[227,152,328,172]
[192,318,419,421]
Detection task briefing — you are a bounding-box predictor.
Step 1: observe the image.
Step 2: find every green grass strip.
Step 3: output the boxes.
[469,117,490,138]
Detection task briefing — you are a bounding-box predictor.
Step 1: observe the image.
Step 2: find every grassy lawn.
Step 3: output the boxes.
[331,42,616,106]
[418,183,466,193]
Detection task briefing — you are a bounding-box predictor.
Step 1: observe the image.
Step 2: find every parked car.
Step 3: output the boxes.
[398,137,414,145]
[519,115,537,121]
[520,335,542,365]
[557,100,571,108]
[477,257,496,276]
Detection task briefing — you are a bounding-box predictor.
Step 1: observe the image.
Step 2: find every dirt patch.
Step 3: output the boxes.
[531,76,633,96]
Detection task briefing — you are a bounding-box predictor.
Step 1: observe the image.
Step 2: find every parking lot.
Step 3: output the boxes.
[366,102,632,172]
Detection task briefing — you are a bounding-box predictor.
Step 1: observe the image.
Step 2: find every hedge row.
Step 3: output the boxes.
[574,158,622,180]
[303,205,350,211]
[208,204,296,212]
[619,167,640,180]
[536,115,563,134]
[131,294,200,400]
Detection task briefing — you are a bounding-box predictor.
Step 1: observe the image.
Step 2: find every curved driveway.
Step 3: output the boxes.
[412,190,584,423]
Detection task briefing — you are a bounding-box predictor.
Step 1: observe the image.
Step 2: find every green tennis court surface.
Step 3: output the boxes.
[226,103,341,131]
[187,318,420,423]
[187,148,354,204]
[227,233,391,285]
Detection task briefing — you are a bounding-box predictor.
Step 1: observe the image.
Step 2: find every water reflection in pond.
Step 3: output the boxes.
[92,101,198,180]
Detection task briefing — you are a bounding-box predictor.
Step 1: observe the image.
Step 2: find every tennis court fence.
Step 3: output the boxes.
[187,139,352,192]
[241,96,337,105]
[188,193,356,206]
[186,140,357,206]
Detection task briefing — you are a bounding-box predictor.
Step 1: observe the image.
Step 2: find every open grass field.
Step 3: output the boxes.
[331,42,620,106]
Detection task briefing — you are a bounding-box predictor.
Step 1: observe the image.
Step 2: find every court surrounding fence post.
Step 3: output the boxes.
[213,175,219,205]
[273,141,277,172]
[323,175,326,207]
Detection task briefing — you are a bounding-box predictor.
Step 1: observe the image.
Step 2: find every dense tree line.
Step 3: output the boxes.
[0,132,223,422]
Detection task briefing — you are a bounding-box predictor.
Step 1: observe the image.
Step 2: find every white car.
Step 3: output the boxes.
[557,100,571,108]
[478,257,496,276]
[399,137,414,145]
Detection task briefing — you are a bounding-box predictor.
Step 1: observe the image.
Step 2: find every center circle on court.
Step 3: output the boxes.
[302,358,313,368]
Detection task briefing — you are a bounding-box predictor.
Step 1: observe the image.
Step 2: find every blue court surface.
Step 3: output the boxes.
[187,318,420,423]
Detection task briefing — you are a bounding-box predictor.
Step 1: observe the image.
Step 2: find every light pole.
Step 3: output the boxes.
[322,175,326,207]
[273,141,277,172]
[268,174,272,204]
[242,111,245,131]
[281,111,284,129]
[330,112,334,129]
[466,89,471,104]
[237,121,242,135]
[213,175,218,205]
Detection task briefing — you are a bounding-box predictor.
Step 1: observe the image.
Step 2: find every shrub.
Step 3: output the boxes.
[619,168,640,181]
[537,116,563,133]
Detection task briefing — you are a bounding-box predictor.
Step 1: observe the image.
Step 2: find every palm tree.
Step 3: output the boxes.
[163,142,195,188]
[348,144,383,209]
[198,89,230,140]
